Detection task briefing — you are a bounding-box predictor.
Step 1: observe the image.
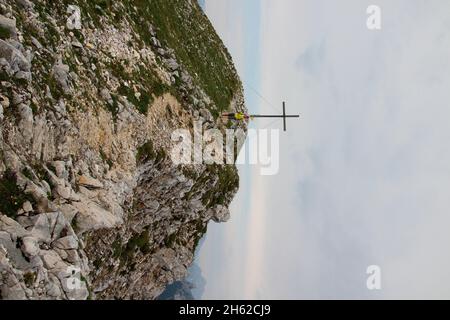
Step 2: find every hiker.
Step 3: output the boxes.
[221,112,252,121]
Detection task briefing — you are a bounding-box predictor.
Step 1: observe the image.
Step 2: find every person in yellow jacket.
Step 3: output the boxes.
[222,112,252,122]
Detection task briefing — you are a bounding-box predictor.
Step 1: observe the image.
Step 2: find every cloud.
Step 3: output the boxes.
[295,39,326,75]
[198,0,450,299]
[196,0,268,299]
[258,0,450,299]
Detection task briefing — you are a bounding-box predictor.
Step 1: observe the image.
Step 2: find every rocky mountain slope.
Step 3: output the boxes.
[0,0,246,299]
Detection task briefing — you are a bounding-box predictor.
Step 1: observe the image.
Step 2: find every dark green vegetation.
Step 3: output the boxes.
[20,0,240,118]
[77,0,239,114]
[0,169,35,218]
[136,140,167,165]
[23,272,36,287]
[2,1,243,295]
[107,61,170,116]
[132,0,240,116]
[183,164,239,208]
[119,230,151,263]
[201,165,239,208]
[111,229,152,270]
[0,25,12,39]
[192,219,208,249]
[9,0,169,116]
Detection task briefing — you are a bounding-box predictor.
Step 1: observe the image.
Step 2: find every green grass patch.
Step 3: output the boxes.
[193,219,207,249]
[136,140,156,163]
[117,229,151,267]
[23,272,36,287]
[0,169,35,218]
[127,0,240,117]
[201,164,239,208]
[14,0,241,119]
[91,0,240,117]
[117,84,151,115]
[164,232,178,248]
[107,60,168,115]
[0,26,12,39]
[136,140,167,165]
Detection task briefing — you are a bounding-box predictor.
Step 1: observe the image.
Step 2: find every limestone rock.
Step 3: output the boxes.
[0,94,9,108]
[18,103,33,143]
[30,37,43,50]
[29,212,68,243]
[72,200,123,234]
[0,39,30,72]
[16,0,34,10]
[0,0,245,301]
[211,205,231,223]
[100,88,113,105]
[53,236,78,250]
[52,62,72,95]
[165,58,179,71]
[41,250,63,270]
[1,283,27,300]
[0,15,17,39]
[21,236,40,258]
[77,175,104,189]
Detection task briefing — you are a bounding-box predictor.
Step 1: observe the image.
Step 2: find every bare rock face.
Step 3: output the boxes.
[0,15,17,39]
[52,62,72,95]
[0,0,245,300]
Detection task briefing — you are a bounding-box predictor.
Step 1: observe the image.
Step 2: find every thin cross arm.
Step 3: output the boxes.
[249,115,300,118]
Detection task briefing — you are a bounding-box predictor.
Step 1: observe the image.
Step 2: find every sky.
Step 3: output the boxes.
[195,0,450,299]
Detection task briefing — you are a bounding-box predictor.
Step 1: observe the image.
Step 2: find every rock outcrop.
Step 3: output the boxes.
[0,0,246,300]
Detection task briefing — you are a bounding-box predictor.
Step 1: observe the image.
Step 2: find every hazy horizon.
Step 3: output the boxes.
[195,0,450,299]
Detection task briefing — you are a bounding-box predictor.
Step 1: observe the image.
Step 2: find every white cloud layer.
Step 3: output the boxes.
[198,0,450,299]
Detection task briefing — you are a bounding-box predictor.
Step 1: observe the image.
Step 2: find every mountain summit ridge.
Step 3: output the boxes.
[0,0,245,299]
